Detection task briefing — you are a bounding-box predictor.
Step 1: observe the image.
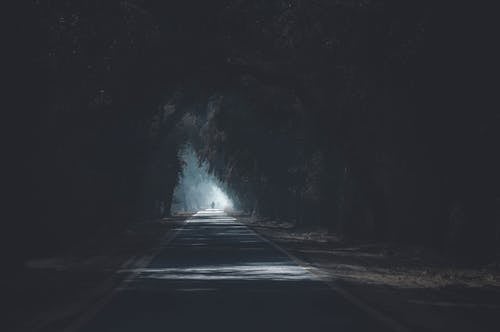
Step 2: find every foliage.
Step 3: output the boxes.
[16,0,498,266]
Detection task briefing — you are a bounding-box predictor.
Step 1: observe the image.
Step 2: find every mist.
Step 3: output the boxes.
[171,145,233,213]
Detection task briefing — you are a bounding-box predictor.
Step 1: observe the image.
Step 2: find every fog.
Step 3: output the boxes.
[171,145,233,213]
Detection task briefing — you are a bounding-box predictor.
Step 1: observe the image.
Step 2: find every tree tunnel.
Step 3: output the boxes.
[5,3,500,332]
[11,0,499,271]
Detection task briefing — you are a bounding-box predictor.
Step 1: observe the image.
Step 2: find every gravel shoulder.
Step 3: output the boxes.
[239,216,500,332]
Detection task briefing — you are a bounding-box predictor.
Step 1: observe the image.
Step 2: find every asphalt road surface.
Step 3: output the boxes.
[77,209,387,332]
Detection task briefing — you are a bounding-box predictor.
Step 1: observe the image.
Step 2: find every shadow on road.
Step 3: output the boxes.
[79,210,386,332]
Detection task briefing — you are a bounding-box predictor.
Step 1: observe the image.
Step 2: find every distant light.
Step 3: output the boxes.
[210,184,233,210]
[171,145,236,213]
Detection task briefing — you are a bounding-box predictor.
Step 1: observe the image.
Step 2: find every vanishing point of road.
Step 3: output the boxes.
[74,209,389,332]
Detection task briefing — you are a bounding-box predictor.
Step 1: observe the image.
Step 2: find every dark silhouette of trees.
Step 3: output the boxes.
[13,0,498,270]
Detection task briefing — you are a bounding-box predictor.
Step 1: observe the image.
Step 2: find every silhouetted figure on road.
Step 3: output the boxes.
[211,201,215,209]
[159,201,166,218]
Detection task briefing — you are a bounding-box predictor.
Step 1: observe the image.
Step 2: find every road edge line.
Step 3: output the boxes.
[245,223,412,332]
[59,216,191,332]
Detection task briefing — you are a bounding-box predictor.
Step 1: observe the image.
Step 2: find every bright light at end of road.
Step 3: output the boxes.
[171,145,236,212]
[210,184,233,210]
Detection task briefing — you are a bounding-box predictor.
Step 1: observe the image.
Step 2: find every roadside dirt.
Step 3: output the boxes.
[239,216,500,332]
[6,215,189,332]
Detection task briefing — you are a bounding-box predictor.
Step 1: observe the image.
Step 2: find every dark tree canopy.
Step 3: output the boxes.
[9,1,499,268]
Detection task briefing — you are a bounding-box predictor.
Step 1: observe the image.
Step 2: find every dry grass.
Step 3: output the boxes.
[240,216,500,289]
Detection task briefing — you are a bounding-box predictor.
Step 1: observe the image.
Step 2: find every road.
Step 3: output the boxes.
[76,209,387,332]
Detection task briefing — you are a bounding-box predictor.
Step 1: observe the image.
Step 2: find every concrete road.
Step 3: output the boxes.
[77,210,388,332]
